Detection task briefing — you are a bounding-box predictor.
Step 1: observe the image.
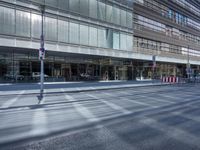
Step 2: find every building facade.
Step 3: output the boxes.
[0,0,199,82]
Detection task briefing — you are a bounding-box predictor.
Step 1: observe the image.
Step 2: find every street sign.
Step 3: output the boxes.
[39,48,45,60]
[152,55,156,68]
[186,68,192,74]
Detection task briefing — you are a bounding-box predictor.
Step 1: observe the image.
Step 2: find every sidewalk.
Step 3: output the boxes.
[0,80,168,95]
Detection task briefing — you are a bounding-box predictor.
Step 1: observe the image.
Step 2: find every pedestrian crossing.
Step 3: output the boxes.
[0,84,200,146]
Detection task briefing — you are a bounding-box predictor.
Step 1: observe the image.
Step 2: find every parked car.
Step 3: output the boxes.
[4,74,24,80]
[32,72,49,80]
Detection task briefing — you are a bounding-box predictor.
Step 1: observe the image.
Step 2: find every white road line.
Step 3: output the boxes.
[157,94,178,100]
[103,91,158,108]
[30,96,48,136]
[87,94,132,115]
[1,90,25,108]
[123,97,159,108]
[138,95,175,104]
[62,89,100,123]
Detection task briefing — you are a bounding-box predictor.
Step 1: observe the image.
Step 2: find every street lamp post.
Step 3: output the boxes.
[40,5,45,98]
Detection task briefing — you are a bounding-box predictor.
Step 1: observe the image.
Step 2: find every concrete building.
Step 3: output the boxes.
[0,0,199,82]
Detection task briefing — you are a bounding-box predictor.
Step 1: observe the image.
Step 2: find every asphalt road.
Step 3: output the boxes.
[1,84,200,150]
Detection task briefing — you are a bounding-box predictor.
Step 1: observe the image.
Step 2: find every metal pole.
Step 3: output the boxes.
[187,46,190,80]
[40,5,45,98]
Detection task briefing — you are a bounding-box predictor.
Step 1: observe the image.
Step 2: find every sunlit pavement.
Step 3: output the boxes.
[1,83,200,150]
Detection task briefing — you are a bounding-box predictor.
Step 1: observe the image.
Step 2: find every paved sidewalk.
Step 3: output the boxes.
[0,80,168,95]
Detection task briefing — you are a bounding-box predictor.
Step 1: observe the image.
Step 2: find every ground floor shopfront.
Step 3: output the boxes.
[0,49,199,82]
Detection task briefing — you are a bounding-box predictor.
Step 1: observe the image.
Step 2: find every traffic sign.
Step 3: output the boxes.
[152,55,156,68]
[39,48,45,60]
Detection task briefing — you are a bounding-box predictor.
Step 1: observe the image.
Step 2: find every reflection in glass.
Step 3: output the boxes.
[0,6,15,35]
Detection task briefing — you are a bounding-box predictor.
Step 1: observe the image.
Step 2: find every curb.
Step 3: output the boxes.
[0,83,170,96]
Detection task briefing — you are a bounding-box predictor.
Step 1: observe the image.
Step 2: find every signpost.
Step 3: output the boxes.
[152,55,156,80]
[39,5,45,99]
[187,46,190,79]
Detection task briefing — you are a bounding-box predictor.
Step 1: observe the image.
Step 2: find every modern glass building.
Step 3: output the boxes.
[0,0,199,82]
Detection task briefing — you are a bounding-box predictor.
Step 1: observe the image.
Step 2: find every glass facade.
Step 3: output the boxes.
[135,0,200,31]
[134,14,200,46]
[0,3,133,51]
[0,0,200,83]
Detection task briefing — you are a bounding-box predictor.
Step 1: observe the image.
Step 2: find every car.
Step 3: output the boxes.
[32,72,49,80]
[4,74,24,80]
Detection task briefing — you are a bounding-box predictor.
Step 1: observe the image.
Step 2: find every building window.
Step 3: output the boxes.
[16,10,31,37]
[0,6,15,35]
[113,32,120,49]
[45,0,58,8]
[69,22,79,44]
[69,0,79,13]
[80,0,89,16]
[58,19,69,43]
[106,4,113,23]
[98,1,106,21]
[31,13,41,39]
[58,0,69,10]
[98,28,106,48]
[120,33,127,50]
[120,9,127,27]
[80,24,89,45]
[89,26,98,47]
[113,6,120,25]
[45,17,57,41]
[89,0,97,19]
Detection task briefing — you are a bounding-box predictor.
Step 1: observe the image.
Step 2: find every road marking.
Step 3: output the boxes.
[157,94,178,100]
[1,90,25,108]
[62,89,100,123]
[140,117,200,148]
[30,96,48,136]
[139,95,175,104]
[87,94,132,115]
[123,97,159,108]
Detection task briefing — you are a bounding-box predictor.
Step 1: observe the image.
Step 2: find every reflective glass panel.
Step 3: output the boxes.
[0,6,15,35]
[58,19,69,43]
[89,0,97,19]
[31,13,41,39]
[69,22,79,44]
[45,17,57,41]
[80,24,89,45]
[89,26,97,47]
